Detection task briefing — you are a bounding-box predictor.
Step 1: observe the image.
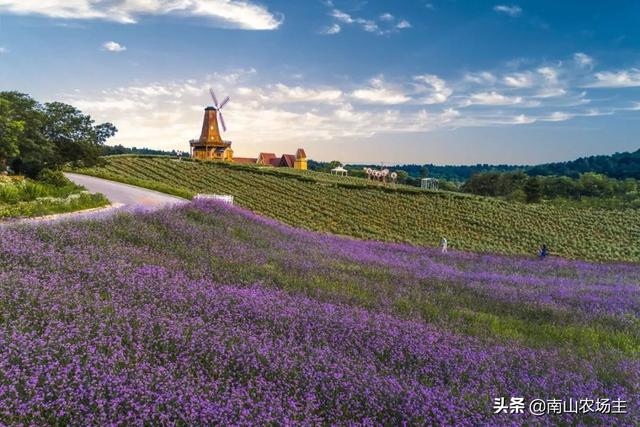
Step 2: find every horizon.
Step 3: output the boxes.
[1,0,639,164]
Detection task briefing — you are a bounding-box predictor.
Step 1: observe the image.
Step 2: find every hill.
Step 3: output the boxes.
[528,148,640,179]
[74,156,640,263]
[1,200,637,424]
[345,147,640,181]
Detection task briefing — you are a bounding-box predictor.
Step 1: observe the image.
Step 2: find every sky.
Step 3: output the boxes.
[0,0,639,165]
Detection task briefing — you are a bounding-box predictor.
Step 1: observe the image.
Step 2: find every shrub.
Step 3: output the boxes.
[37,169,71,187]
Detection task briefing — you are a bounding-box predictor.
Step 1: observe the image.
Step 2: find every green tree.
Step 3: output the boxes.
[579,173,613,197]
[0,98,24,168]
[523,176,542,203]
[43,102,116,168]
[395,170,409,183]
[462,172,501,196]
[0,92,51,175]
[0,92,117,177]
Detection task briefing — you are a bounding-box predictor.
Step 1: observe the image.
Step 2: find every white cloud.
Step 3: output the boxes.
[322,23,341,35]
[574,52,594,69]
[328,7,409,35]
[413,74,452,104]
[102,41,126,52]
[534,87,567,98]
[512,114,535,124]
[542,111,573,122]
[464,72,497,84]
[362,21,379,33]
[268,84,343,103]
[586,69,640,88]
[0,46,7,54]
[0,0,283,30]
[58,54,640,156]
[463,91,523,106]
[331,9,354,24]
[493,4,522,17]
[537,66,559,85]
[351,77,410,104]
[504,72,534,88]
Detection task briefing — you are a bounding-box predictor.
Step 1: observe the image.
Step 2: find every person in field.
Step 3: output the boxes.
[440,237,448,254]
[538,244,548,259]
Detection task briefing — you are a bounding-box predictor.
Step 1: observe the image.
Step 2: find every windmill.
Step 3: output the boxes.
[190,88,234,161]
[209,88,230,132]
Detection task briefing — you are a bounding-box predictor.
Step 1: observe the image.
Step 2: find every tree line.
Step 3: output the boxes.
[461,170,640,207]
[0,92,117,177]
[343,147,640,182]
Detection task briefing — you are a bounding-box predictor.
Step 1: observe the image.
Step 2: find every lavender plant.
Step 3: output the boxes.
[0,200,637,424]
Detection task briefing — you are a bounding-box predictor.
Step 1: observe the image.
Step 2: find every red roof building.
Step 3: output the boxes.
[279,154,296,168]
[233,157,258,165]
[257,152,277,166]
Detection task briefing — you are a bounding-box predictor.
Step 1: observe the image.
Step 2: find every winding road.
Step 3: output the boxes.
[1,174,188,227]
[64,173,187,212]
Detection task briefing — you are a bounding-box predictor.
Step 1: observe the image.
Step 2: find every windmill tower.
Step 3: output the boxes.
[190,88,233,161]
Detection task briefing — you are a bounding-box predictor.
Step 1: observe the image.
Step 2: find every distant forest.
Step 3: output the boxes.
[344,148,640,181]
[102,145,183,157]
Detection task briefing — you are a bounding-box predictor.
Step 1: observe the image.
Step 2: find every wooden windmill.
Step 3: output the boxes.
[189,89,233,161]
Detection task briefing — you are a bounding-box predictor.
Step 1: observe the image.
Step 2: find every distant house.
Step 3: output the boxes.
[233,157,258,165]
[279,154,296,168]
[257,152,277,166]
[238,149,308,170]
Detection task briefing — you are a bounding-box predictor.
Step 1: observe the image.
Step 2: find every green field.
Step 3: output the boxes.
[75,155,640,263]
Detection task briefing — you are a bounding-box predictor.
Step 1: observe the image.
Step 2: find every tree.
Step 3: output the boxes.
[0,98,24,169]
[579,172,613,197]
[0,92,51,175]
[395,170,409,183]
[462,172,501,196]
[0,92,118,176]
[523,176,542,203]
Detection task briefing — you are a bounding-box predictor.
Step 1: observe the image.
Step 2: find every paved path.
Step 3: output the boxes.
[64,173,188,212]
[1,174,188,227]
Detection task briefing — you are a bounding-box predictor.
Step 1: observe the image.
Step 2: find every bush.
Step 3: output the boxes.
[38,169,71,187]
[507,189,527,203]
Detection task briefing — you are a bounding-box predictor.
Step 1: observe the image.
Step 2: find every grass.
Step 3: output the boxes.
[74,155,640,263]
[0,175,109,220]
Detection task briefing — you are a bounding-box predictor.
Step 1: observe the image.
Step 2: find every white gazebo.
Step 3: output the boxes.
[421,178,439,190]
[331,166,348,176]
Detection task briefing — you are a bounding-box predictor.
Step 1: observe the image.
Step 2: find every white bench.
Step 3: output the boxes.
[193,194,234,205]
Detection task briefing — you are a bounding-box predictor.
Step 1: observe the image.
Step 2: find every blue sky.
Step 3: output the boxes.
[0,0,639,165]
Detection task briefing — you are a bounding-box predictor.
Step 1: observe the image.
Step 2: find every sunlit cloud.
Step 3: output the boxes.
[57,52,640,157]
[586,69,640,88]
[102,41,126,52]
[0,0,284,30]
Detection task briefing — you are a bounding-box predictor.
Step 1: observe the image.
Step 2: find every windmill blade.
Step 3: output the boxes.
[209,88,219,107]
[219,96,230,109]
[218,111,227,132]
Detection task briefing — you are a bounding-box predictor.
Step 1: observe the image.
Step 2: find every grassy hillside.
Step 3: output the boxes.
[1,201,637,424]
[75,155,640,263]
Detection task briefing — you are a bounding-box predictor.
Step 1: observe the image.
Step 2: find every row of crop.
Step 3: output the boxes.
[114,158,640,253]
[94,157,640,262]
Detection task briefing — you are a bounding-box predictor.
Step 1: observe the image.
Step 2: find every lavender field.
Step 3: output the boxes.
[0,200,638,425]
